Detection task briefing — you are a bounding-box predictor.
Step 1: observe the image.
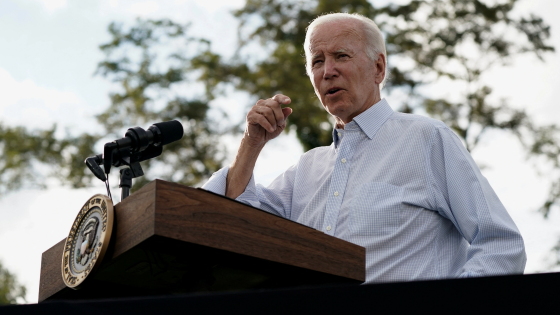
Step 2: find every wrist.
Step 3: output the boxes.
[239,134,266,152]
[226,137,263,199]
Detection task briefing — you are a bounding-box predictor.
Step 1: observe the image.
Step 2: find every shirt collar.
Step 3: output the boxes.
[331,98,393,145]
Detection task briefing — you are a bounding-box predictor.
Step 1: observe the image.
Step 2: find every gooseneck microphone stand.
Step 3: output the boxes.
[84,120,183,202]
[119,168,133,200]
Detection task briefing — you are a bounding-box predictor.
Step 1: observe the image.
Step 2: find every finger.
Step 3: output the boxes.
[253,113,276,133]
[282,107,293,119]
[267,96,288,126]
[269,101,285,127]
[272,94,292,105]
[256,98,282,129]
[257,105,280,131]
[248,110,276,133]
[278,107,293,128]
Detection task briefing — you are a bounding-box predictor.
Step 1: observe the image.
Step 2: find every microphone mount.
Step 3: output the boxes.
[85,120,183,201]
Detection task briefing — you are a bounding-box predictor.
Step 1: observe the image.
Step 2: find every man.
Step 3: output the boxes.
[203,13,526,283]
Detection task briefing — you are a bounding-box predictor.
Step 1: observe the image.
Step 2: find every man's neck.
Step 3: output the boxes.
[334,97,382,129]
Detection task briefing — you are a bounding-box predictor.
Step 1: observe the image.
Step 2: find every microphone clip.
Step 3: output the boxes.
[84,120,183,201]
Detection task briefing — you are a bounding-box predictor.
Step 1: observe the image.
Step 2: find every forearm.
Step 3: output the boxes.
[225,93,292,199]
[226,137,265,199]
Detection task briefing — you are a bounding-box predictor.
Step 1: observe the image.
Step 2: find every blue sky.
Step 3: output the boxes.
[1,0,559,303]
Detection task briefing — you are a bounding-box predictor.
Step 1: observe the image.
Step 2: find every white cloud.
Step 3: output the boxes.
[0,186,101,304]
[0,68,86,131]
[1,0,560,305]
[187,0,245,13]
[35,0,67,14]
[128,1,160,16]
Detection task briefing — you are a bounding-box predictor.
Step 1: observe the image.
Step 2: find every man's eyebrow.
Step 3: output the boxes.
[311,53,323,60]
[333,48,352,54]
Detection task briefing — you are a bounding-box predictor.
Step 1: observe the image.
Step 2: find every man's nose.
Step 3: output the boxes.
[323,58,338,80]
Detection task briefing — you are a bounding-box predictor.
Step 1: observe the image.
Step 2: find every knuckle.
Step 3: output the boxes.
[247,109,257,117]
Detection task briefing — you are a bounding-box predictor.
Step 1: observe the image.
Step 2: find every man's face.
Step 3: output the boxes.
[308,20,384,126]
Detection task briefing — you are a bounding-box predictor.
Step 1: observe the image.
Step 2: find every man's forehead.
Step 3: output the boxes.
[308,21,364,52]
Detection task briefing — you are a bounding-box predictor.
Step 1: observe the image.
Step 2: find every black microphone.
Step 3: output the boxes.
[84,120,184,180]
[103,120,183,174]
[151,120,184,146]
[120,120,184,154]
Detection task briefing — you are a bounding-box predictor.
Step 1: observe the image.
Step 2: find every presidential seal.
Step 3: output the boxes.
[61,194,114,289]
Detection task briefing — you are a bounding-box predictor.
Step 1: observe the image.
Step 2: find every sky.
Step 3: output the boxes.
[1,0,560,304]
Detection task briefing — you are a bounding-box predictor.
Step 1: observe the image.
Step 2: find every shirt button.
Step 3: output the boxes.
[337,132,341,137]
[334,191,339,197]
[326,225,332,231]
[341,158,347,163]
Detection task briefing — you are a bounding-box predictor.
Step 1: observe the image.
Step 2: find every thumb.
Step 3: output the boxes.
[282,107,293,120]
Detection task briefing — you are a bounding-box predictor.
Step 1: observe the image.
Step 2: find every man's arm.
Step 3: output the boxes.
[429,126,526,276]
[225,94,292,199]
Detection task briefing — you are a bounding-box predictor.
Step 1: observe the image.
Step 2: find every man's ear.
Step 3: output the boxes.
[375,53,386,85]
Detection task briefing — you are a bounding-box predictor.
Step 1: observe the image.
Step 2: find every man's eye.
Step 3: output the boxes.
[339,54,349,58]
[312,60,323,66]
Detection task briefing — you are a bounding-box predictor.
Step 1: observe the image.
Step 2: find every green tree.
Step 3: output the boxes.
[192,0,559,215]
[0,0,558,240]
[95,19,225,190]
[0,19,226,196]
[0,123,98,195]
[0,261,26,305]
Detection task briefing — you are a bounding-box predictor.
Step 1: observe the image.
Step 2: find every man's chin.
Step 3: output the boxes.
[324,103,350,117]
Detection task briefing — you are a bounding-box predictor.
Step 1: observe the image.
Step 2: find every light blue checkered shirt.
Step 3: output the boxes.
[203,99,526,283]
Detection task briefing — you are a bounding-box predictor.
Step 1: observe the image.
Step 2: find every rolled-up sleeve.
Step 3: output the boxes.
[201,166,262,209]
[201,162,298,219]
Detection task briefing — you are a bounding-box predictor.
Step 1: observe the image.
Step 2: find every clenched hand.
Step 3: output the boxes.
[244,94,293,148]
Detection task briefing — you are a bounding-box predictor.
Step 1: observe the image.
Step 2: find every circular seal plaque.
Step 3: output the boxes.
[61,194,114,288]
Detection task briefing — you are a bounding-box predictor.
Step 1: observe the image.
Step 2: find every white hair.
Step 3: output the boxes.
[304,13,388,89]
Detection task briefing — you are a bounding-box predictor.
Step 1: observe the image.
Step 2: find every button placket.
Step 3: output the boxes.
[323,130,357,235]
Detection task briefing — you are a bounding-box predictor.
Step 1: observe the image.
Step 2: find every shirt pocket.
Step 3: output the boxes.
[349,182,403,236]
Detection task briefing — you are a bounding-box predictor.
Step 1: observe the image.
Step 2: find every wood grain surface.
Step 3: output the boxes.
[110,180,156,259]
[39,179,365,302]
[38,182,159,302]
[153,180,364,281]
[39,239,66,302]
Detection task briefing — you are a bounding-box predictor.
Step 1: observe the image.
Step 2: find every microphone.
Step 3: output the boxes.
[85,120,184,180]
[151,120,184,146]
[115,120,184,154]
[103,120,184,175]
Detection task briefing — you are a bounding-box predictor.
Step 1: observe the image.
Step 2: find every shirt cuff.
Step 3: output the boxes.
[201,166,230,195]
[201,166,261,208]
[236,172,260,207]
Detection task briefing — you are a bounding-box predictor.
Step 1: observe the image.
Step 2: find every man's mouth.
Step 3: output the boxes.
[326,87,342,95]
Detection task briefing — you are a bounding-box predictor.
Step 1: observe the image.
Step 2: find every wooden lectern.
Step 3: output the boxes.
[39,180,365,302]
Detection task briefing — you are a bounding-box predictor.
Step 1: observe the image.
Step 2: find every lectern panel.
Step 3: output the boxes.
[39,180,365,302]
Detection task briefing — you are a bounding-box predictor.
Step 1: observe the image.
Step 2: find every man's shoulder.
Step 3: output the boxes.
[388,111,448,129]
[385,112,463,148]
[304,143,334,154]
[383,111,451,137]
[299,143,334,161]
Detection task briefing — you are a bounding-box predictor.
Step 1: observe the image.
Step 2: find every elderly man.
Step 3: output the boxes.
[203,13,526,283]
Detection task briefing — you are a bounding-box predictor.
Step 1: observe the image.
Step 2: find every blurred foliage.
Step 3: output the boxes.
[0,19,225,196]
[0,260,26,305]
[0,0,558,216]
[0,123,98,195]
[95,19,225,190]
[191,0,560,215]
